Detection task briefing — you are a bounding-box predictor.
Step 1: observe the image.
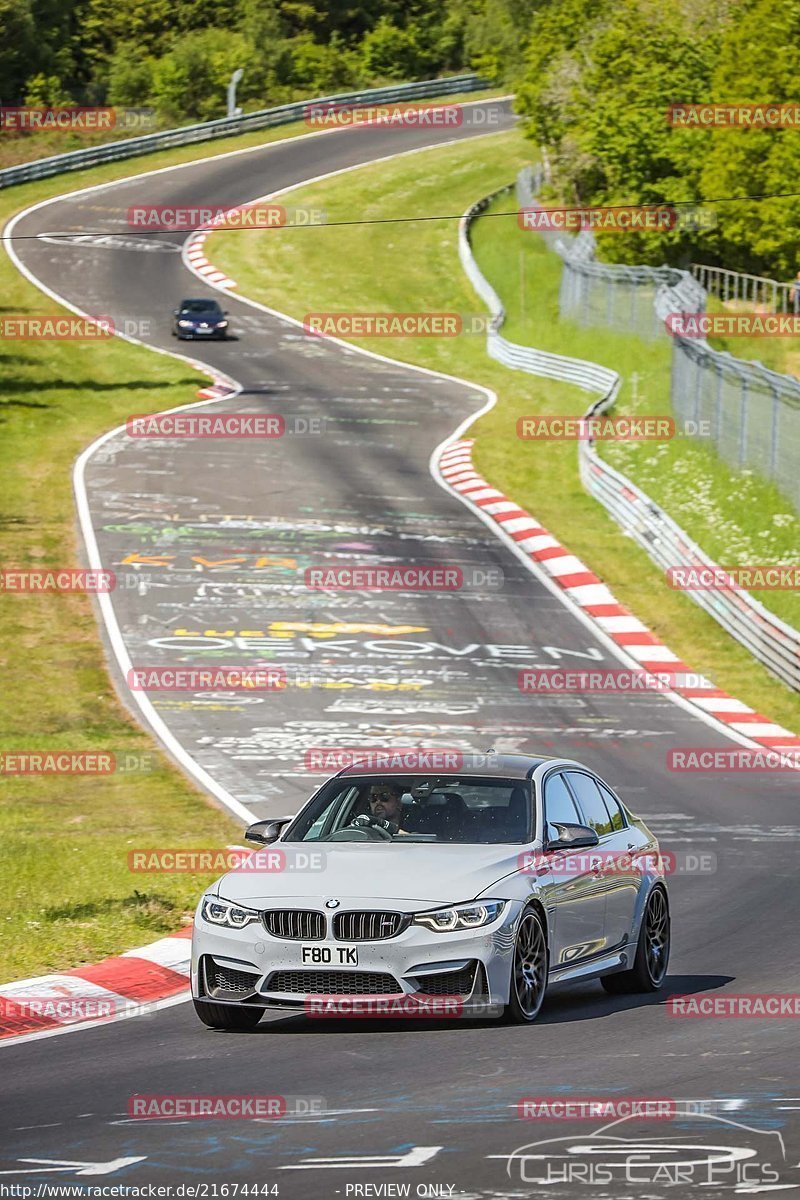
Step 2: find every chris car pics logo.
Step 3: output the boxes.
[499,1112,790,1188]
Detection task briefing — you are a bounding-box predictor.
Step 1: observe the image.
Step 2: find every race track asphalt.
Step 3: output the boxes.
[2,99,799,1197]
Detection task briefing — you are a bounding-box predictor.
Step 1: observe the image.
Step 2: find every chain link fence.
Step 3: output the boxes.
[462,175,800,692]
[517,167,800,510]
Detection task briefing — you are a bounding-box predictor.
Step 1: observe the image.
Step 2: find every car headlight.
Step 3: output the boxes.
[177,319,193,327]
[200,896,260,929]
[413,900,507,932]
[216,320,228,328]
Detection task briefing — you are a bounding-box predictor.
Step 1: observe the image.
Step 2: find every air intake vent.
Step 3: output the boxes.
[205,960,260,999]
[333,911,407,941]
[262,910,325,940]
[266,970,399,995]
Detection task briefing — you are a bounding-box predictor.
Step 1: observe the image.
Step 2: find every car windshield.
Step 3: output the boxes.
[180,300,221,314]
[285,776,532,844]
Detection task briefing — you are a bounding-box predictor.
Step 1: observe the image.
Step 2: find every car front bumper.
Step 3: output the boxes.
[191,899,521,1015]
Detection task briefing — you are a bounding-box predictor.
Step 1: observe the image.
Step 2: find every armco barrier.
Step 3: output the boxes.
[0,75,490,190]
[458,178,800,693]
[517,167,800,509]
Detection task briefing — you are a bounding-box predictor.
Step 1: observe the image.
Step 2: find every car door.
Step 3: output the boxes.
[539,770,607,968]
[596,778,647,950]
[564,771,640,953]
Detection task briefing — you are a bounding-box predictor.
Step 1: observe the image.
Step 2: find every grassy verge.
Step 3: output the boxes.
[705,292,800,381]
[473,197,800,631]
[209,131,799,734]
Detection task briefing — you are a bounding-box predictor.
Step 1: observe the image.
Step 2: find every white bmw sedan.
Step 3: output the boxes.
[191,755,670,1030]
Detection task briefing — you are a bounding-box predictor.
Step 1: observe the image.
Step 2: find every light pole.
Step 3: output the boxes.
[227,69,244,119]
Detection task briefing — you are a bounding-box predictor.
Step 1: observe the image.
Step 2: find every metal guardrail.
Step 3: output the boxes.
[458,174,800,693]
[692,263,800,314]
[517,167,800,509]
[0,74,491,190]
[459,188,620,399]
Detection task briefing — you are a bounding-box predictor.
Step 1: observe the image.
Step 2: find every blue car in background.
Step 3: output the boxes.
[172,297,229,339]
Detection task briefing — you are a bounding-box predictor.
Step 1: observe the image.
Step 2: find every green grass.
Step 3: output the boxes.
[209,131,799,735]
[704,292,800,381]
[0,87,503,984]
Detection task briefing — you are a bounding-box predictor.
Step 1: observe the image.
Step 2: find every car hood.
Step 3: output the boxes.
[215,843,526,908]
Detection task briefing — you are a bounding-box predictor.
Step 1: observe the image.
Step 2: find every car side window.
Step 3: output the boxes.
[598,782,626,832]
[565,772,613,837]
[543,772,580,840]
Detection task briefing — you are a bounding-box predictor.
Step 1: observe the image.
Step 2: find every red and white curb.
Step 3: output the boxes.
[0,927,192,1043]
[438,439,800,752]
[185,231,237,290]
[183,232,240,398]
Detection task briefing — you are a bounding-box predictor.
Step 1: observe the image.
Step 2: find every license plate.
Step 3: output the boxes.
[301,944,359,966]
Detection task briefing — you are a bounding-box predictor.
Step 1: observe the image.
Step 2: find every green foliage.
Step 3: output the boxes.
[106,44,154,106]
[3,0,494,124]
[149,29,252,122]
[513,0,800,276]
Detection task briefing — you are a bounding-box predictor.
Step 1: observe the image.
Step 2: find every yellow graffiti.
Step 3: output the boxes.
[119,553,298,569]
[293,680,428,691]
[172,622,429,640]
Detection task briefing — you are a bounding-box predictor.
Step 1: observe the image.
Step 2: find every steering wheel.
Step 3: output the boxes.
[328,813,396,842]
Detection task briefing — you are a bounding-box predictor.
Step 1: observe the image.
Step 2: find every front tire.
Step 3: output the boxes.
[193,999,264,1031]
[503,908,548,1024]
[601,885,670,995]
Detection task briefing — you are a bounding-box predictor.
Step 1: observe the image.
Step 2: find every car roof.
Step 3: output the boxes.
[179,297,220,305]
[334,753,580,782]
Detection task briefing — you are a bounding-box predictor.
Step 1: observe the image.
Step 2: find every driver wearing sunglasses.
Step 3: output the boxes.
[366,782,408,834]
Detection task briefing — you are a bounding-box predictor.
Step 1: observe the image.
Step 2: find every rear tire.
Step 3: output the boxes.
[502,908,548,1024]
[601,885,670,995]
[193,999,264,1031]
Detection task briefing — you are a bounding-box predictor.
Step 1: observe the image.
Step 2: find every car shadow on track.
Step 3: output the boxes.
[208,974,732,1036]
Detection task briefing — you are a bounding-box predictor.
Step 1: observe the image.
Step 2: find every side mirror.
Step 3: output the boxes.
[173,309,180,315]
[546,821,599,850]
[245,816,294,845]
